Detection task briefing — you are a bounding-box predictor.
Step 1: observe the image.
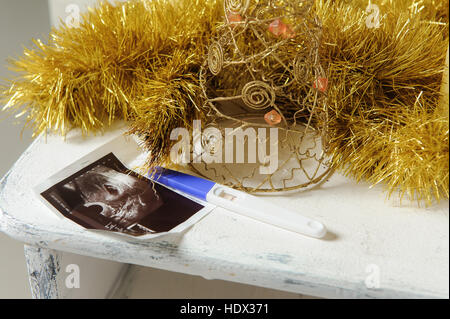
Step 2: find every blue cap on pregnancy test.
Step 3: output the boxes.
[150,167,215,201]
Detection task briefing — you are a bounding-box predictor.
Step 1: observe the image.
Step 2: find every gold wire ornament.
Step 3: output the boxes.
[207,42,224,75]
[241,81,276,110]
[195,0,331,193]
[225,0,250,15]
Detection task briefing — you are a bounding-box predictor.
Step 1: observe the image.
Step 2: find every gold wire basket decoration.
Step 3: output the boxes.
[190,0,332,193]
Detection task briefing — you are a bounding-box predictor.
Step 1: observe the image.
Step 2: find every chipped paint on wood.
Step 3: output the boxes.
[24,245,61,299]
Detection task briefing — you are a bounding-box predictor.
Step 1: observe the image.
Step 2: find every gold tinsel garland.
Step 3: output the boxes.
[315,0,449,204]
[1,0,448,205]
[2,0,223,166]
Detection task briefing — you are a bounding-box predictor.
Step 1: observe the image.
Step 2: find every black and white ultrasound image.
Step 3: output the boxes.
[41,153,204,236]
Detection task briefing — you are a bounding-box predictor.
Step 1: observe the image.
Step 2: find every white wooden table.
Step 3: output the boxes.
[0,122,448,299]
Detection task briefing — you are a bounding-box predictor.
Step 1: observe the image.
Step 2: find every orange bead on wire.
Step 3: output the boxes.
[268,19,295,39]
[264,110,282,125]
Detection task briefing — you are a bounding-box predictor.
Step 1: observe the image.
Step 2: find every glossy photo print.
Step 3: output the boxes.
[38,152,208,238]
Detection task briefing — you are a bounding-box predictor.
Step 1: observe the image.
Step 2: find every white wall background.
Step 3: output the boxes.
[0,1,49,177]
[0,0,51,299]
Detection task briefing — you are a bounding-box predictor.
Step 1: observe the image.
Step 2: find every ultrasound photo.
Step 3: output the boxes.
[40,153,205,237]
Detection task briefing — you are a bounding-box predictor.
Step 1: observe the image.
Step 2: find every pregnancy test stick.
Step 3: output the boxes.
[151,167,327,239]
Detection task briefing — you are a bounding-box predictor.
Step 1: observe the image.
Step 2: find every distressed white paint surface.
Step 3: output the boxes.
[23,244,131,299]
[23,245,61,299]
[0,122,448,299]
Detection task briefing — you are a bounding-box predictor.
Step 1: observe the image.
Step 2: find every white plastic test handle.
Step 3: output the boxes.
[206,185,327,238]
